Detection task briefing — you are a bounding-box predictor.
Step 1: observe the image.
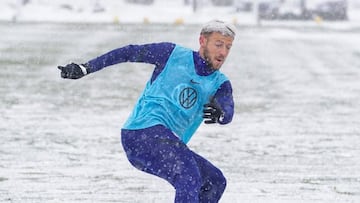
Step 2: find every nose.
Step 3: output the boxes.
[219,47,228,58]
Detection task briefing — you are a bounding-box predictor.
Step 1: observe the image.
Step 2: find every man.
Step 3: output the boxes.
[58,20,235,203]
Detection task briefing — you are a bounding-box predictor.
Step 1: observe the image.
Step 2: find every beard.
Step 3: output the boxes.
[203,48,215,70]
[203,47,222,70]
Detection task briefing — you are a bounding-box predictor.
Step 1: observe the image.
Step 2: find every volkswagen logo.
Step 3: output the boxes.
[179,87,197,109]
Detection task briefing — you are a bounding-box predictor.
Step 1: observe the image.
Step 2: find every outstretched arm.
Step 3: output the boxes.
[57,42,175,79]
[85,42,175,73]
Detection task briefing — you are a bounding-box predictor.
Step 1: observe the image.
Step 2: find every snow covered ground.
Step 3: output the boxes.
[1,1,360,203]
[1,22,360,203]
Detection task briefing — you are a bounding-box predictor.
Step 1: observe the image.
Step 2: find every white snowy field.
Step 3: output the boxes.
[1,21,360,203]
[2,0,360,27]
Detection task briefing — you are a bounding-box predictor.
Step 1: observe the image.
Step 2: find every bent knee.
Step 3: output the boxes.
[202,172,227,192]
[212,172,227,193]
[218,174,227,193]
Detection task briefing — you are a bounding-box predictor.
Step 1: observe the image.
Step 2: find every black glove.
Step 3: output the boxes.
[57,63,89,79]
[203,100,224,124]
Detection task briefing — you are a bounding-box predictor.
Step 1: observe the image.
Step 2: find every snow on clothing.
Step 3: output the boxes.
[86,42,234,202]
[122,125,227,202]
[86,42,234,137]
[123,45,227,143]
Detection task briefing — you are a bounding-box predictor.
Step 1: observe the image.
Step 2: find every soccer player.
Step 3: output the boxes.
[58,20,235,203]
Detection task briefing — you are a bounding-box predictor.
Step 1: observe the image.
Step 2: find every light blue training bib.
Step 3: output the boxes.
[123,45,228,143]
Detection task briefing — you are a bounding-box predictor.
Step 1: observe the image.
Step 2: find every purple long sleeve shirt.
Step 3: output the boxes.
[86,42,234,124]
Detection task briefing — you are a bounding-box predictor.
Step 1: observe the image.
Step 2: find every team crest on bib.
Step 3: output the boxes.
[179,87,197,109]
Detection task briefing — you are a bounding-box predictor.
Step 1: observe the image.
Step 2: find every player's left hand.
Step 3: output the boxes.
[203,101,224,124]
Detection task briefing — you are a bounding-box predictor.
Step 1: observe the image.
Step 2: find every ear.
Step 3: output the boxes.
[199,35,206,47]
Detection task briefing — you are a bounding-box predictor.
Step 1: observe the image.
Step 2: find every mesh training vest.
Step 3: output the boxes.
[123,45,228,143]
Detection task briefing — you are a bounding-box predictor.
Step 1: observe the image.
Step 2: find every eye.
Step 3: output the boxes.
[215,42,223,48]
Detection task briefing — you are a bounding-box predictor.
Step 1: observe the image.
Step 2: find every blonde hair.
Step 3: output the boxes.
[200,20,236,38]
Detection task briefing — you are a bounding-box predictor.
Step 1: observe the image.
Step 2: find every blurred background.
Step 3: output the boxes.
[1,1,360,203]
[1,0,360,25]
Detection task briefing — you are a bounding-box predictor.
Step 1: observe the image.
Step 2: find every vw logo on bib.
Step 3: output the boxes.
[179,87,197,109]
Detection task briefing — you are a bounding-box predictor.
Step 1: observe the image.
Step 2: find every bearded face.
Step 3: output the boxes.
[199,32,234,70]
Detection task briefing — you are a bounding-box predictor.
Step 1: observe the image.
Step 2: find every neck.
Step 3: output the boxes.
[194,52,216,76]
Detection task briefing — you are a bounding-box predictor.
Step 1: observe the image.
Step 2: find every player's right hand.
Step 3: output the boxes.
[57,63,88,79]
